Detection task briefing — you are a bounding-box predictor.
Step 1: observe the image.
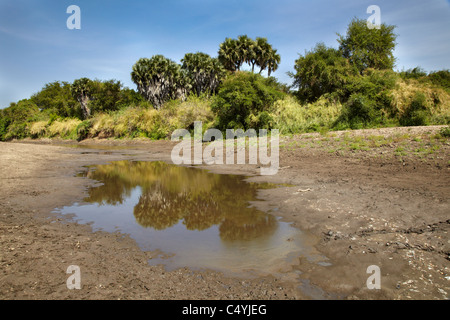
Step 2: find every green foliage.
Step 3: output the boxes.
[427,70,450,91]
[438,126,450,138]
[343,69,397,112]
[89,79,123,113]
[181,52,225,96]
[76,120,93,141]
[291,43,356,102]
[30,81,78,118]
[399,67,427,80]
[338,18,397,73]
[399,92,430,126]
[71,78,94,119]
[211,72,285,131]
[337,93,380,128]
[218,36,280,76]
[131,55,189,109]
[1,99,39,140]
[270,95,342,134]
[0,110,11,141]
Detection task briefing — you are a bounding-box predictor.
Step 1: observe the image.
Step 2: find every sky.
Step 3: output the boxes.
[0,0,449,109]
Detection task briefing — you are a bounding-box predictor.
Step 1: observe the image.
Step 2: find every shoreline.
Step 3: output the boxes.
[1,126,449,300]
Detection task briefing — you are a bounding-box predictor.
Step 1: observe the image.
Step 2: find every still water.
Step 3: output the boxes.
[55,161,328,277]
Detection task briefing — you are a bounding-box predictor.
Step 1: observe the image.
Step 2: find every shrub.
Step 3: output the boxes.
[439,126,450,137]
[336,93,380,129]
[271,95,342,134]
[427,70,450,91]
[29,121,48,138]
[211,72,285,131]
[291,43,355,103]
[399,92,430,126]
[46,119,81,139]
[161,95,215,133]
[76,120,93,141]
[399,67,427,80]
[400,92,430,126]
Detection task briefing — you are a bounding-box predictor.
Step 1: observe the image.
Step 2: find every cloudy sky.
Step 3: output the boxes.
[0,0,449,108]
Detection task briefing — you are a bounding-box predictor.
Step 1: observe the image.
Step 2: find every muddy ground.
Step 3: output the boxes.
[0,126,449,300]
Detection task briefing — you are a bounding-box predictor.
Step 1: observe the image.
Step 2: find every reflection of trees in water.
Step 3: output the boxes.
[83,167,135,205]
[219,211,278,241]
[133,186,185,230]
[81,161,278,241]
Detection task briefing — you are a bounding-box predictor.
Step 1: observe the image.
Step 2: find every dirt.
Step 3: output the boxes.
[0,126,449,300]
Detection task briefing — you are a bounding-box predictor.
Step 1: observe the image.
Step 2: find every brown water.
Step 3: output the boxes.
[55,161,330,277]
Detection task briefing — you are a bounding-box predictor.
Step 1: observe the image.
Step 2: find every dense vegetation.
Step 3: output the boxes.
[1,18,448,142]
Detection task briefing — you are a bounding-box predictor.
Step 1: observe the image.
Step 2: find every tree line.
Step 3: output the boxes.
[1,18,449,141]
[130,35,280,110]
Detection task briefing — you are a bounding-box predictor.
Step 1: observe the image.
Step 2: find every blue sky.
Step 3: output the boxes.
[0,0,449,109]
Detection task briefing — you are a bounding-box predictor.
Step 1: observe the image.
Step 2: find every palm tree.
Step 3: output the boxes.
[255,38,271,75]
[131,55,186,109]
[181,52,225,96]
[266,49,281,77]
[237,35,256,72]
[71,78,93,119]
[218,38,241,72]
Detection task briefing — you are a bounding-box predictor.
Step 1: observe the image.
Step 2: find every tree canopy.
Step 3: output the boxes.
[181,52,225,96]
[131,55,189,109]
[218,35,280,76]
[290,43,356,102]
[337,18,397,73]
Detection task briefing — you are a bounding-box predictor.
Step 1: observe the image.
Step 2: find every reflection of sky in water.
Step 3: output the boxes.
[55,161,330,277]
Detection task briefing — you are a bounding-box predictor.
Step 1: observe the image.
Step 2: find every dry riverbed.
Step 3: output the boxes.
[0,126,449,300]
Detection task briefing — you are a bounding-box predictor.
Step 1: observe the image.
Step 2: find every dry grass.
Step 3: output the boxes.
[28,121,48,137]
[391,79,450,122]
[47,119,81,139]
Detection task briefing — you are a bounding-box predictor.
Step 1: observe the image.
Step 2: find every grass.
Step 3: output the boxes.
[270,95,342,135]
[280,126,448,166]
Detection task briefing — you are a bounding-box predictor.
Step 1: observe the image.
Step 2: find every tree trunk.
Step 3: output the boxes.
[79,95,91,119]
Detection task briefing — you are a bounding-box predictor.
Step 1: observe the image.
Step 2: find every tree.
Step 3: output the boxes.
[337,18,397,73]
[89,79,123,113]
[181,52,225,96]
[218,38,241,72]
[131,55,188,109]
[211,72,285,130]
[266,48,281,77]
[71,78,94,119]
[237,35,256,71]
[219,36,280,76]
[290,43,355,102]
[0,99,39,140]
[31,81,77,118]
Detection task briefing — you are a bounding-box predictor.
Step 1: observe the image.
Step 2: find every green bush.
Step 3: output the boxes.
[399,92,430,126]
[211,71,285,131]
[343,69,397,105]
[336,93,380,129]
[76,120,93,141]
[399,67,427,80]
[0,112,10,141]
[427,70,450,91]
[4,122,29,140]
[439,126,450,138]
[1,99,39,140]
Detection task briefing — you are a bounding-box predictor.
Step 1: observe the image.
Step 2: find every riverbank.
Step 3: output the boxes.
[1,126,449,299]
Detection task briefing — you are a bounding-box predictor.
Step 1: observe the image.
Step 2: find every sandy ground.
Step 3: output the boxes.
[0,126,449,300]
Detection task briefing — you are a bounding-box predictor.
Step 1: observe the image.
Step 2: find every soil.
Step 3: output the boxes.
[0,126,449,300]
